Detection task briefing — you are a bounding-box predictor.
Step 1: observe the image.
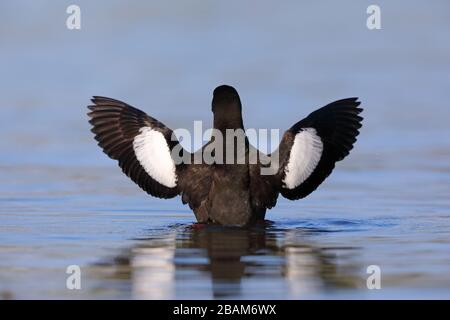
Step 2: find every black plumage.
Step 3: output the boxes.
[87,86,363,226]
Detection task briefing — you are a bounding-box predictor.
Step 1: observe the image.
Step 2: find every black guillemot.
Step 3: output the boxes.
[88,85,363,226]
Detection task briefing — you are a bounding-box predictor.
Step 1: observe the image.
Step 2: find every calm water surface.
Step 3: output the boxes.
[1,1,450,299]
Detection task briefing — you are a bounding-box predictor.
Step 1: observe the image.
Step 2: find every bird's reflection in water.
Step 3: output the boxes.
[103,223,362,299]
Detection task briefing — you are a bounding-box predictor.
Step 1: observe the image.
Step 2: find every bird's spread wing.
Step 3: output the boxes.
[255,98,363,203]
[88,96,186,198]
[88,96,213,210]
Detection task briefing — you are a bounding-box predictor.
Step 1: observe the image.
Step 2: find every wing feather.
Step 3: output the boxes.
[88,96,181,198]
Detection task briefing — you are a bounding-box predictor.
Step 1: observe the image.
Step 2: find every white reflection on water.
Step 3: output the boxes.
[131,242,176,299]
[93,225,364,300]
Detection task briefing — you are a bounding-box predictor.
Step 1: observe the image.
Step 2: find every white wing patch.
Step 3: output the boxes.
[133,127,177,188]
[283,128,323,189]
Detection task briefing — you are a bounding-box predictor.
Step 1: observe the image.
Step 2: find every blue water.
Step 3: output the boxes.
[1,1,450,299]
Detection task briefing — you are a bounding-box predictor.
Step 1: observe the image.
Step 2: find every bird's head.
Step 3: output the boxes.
[211,85,244,130]
[212,85,241,111]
